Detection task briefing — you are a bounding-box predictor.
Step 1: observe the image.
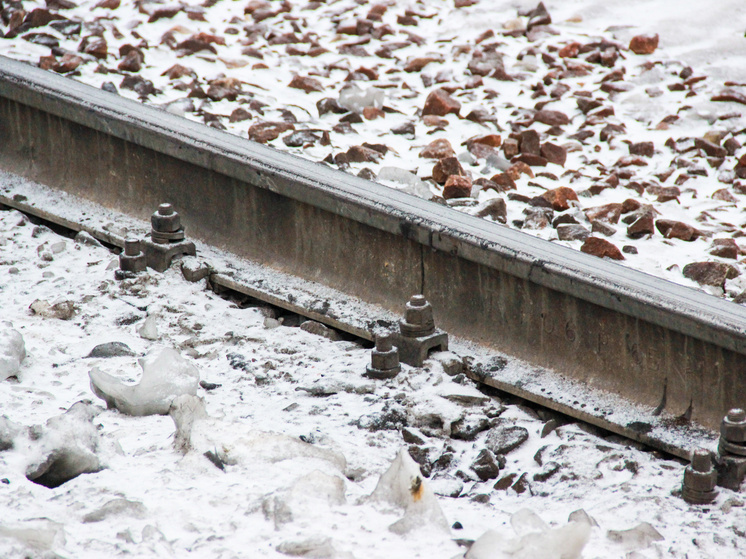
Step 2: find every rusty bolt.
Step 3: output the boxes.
[400,294,435,338]
[151,202,186,244]
[682,448,718,505]
[719,408,746,457]
[124,238,141,257]
[151,203,181,233]
[365,333,401,379]
[721,408,746,443]
[119,238,146,273]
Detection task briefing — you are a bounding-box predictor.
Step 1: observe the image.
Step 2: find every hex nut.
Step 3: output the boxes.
[365,334,401,379]
[720,408,746,444]
[151,203,182,233]
[400,295,435,338]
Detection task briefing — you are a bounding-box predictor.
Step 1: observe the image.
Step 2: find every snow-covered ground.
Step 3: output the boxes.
[1,198,744,557]
[3,0,746,300]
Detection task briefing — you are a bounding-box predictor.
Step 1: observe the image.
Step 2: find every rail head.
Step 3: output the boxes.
[1,56,745,354]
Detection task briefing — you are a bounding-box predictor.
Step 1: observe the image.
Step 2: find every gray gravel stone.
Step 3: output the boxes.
[485,424,529,455]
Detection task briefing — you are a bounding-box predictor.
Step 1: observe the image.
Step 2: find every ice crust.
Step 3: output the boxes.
[89,347,199,415]
[0,321,25,380]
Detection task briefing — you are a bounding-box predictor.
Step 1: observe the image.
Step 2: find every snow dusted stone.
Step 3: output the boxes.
[429,477,463,498]
[475,198,508,223]
[86,341,135,358]
[369,448,449,534]
[276,537,344,558]
[485,423,529,455]
[429,351,463,376]
[443,175,472,199]
[629,34,659,55]
[422,88,460,117]
[89,347,200,416]
[683,262,740,287]
[466,508,591,559]
[557,224,590,241]
[0,322,25,380]
[580,237,624,260]
[29,299,75,320]
[0,415,26,451]
[300,320,342,341]
[540,187,578,211]
[74,230,103,247]
[25,401,105,488]
[470,449,501,481]
[420,138,455,159]
[655,219,698,241]
[432,157,465,184]
[83,498,148,523]
[710,238,741,259]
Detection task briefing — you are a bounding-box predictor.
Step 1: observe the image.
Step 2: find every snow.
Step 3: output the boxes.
[1,1,746,557]
[1,198,745,558]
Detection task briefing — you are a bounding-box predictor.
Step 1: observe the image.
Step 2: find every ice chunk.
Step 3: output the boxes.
[82,498,148,523]
[267,470,347,528]
[89,347,199,416]
[377,167,432,199]
[369,448,449,534]
[0,519,65,551]
[169,394,209,453]
[0,415,27,451]
[338,84,384,112]
[511,508,549,536]
[277,537,336,558]
[607,522,664,551]
[168,395,347,471]
[138,314,159,340]
[26,401,104,488]
[0,321,25,380]
[466,509,591,559]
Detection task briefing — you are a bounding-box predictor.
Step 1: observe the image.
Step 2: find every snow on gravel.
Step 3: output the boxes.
[3,0,746,301]
[1,201,745,556]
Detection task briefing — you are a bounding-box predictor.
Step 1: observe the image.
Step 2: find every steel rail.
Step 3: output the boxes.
[0,55,743,431]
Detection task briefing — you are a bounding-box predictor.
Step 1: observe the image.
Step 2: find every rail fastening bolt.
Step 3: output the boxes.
[682,448,718,505]
[119,238,146,273]
[151,202,185,243]
[400,294,435,338]
[719,407,746,457]
[364,333,401,379]
[124,238,141,257]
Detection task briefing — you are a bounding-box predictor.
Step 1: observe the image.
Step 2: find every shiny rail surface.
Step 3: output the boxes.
[0,55,743,440]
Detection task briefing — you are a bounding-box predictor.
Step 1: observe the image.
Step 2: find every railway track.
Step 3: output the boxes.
[1,55,743,457]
